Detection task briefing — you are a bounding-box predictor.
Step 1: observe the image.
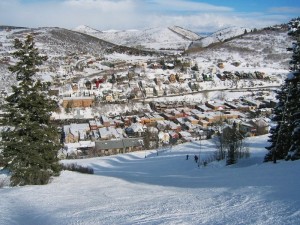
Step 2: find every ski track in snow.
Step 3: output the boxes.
[1,135,300,225]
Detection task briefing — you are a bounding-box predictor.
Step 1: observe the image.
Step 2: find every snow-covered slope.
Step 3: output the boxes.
[74,26,201,51]
[0,26,155,94]
[74,25,102,34]
[190,28,292,77]
[192,26,251,48]
[169,26,200,41]
[1,135,300,225]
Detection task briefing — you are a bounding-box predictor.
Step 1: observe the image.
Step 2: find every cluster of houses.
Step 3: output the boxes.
[61,95,272,158]
[52,55,276,159]
[52,55,280,109]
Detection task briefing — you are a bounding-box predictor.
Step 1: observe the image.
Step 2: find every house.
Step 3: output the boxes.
[158,131,170,144]
[222,111,240,120]
[154,86,164,96]
[217,62,224,69]
[98,127,124,140]
[91,130,100,141]
[177,107,191,116]
[89,120,98,130]
[128,122,145,137]
[169,74,177,83]
[195,104,213,112]
[147,126,159,137]
[157,120,168,131]
[64,123,90,143]
[101,115,112,127]
[105,94,114,102]
[176,117,186,126]
[204,112,223,123]
[95,138,143,156]
[165,63,175,69]
[205,100,226,110]
[114,118,124,128]
[179,131,193,142]
[190,108,202,115]
[84,80,92,90]
[161,113,176,121]
[62,96,94,108]
[250,118,270,135]
[149,62,162,69]
[63,141,95,157]
[167,121,181,132]
[168,131,179,144]
[122,116,133,126]
[140,116,151,125]
[186,116,199,125]
[157,120,181,132]
[184,121,197,132]
[238,122,256,137]
[145,113,164,124]
[144,87,154,97]
[199,119,209,128]
[170,109,184,118]
[241,98,261,109]
[224,101,239,110]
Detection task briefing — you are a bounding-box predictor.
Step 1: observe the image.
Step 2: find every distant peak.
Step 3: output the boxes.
[73,25,102,33]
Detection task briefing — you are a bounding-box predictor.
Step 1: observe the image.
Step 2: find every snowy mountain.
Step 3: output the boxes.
[0,26,156,93]
[188,26,292,76]
[191,26,252,48]
[74,25,102,34]
[168,26,201,41]
[1,135,300,224]
[0,24,292,101]
[74,25,201,51]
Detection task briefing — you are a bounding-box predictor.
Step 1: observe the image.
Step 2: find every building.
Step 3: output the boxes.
[62,96,94,108]
[95,138,143,155]
[64,123,90,143]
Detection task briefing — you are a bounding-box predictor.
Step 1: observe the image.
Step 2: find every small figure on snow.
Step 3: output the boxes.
[194,155,198,163]
[186,154,189,160]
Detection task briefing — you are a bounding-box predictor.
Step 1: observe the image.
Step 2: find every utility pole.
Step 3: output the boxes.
[218,106,224,160]
[198,135,201,167]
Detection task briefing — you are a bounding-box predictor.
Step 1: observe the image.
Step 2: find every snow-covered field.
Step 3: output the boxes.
[1,135,300,225]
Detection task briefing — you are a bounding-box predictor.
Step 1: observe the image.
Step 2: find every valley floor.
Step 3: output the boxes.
[1,135,300,225]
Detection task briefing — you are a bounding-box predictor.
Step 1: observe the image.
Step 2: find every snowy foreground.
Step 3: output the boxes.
[1,135,300,225]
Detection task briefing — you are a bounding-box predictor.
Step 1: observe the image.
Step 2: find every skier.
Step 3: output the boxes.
[194,155,198,163]
[186,154,189,160]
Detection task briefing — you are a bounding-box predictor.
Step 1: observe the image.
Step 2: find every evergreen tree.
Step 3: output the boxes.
[0,35,61,186]
[287,18,300,160]
[265,18,300,162]
[264,82,293,162]
[143,128,151,150]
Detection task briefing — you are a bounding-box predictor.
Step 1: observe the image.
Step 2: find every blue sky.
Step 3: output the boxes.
[1,0,299,32]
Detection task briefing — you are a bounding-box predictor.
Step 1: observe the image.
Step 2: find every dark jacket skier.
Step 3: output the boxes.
[194,155,198,163]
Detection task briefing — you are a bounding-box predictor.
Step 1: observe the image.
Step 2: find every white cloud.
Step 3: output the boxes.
[145,0,233,12]
[144,13,290,32]
[63,0,136,11]
[269,7,300,14]
[0,0,295,32]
